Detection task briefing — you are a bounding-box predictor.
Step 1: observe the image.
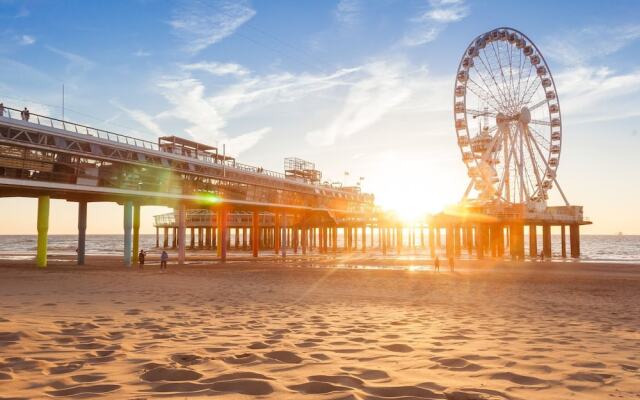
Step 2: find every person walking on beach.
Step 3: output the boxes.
[160,250,168,270]
[138,249,146,270]
[434,256,440,272]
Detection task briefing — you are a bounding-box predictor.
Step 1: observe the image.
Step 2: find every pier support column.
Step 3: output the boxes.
[560,225,567,258]
[36,195,50,268]
[445,225,453,259]
[178,204,186,264]
[155,227,159,248]
[123,200,133,267]
[190,228,195,249]
[454,225,462,257]
[217,208,228,261]
[274,214,280,255]
[428,227,435,258]
[77,200,87,266]
[476,225,484,260]
[570,224,580,258]
[132,204,140,265]
[163,227,169,248]
[281,214,287,258]
[542,224,552,258]
[199,227,204,249]
[252,211,259,257]
[529,224,537,258]
[510,223,524,261]
[362,225,366,252]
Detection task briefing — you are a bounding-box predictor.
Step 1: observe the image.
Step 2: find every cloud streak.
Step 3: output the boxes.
[402,0,469,46]
[170,0,255,54]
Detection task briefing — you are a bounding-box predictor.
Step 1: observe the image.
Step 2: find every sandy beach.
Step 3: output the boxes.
[1,258,639,399]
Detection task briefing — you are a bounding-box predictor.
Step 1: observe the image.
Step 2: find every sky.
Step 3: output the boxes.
[0,0,639,235]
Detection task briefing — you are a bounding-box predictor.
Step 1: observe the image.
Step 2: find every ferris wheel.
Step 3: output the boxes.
[454,27,568,206]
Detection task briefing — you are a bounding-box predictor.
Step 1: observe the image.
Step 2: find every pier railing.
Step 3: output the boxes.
[0,106,290,180]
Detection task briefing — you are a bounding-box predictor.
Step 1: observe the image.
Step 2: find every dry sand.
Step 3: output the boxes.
[0,257,639,399]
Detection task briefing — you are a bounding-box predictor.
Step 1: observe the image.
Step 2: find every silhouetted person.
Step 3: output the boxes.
[21,107,30,121]
[138,249,146,270]
[160,250,168,270]
[0,103,4,117]
[434,256,440,272]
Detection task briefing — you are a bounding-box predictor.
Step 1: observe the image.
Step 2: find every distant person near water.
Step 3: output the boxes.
[434,256,440,272]
[138,249,146,270]
[160,250,168,270]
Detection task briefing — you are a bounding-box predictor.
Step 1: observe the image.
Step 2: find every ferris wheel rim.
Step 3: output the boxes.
[453,27,562,204]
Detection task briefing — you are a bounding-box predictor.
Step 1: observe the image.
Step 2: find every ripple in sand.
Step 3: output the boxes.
[201,371,273,383]
[0,371,12,380]
[341,367,389,381]
[71,373,106,383]
[362,384,440,399]
[264,350,302,364]
[308,374,364,388]
[49,361,84,375]
[445,388,510,400]
[489,372,547,386]
[46,384,120,397]
[248,341,270,349]
[433,357,483,372]
[288,381,350,394]
[210,379,274,395]
[0,331,23,345]
[381,344,414,353]
[151,382,210,393]
[141,366,203,382]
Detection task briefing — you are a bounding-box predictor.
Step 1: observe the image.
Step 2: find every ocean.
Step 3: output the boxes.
[0,234,638,263]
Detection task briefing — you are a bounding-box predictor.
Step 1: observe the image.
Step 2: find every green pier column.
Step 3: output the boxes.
[132,204,140,265]
[123,201,133,266]
[77,201,87,266]
[36,195,50,268]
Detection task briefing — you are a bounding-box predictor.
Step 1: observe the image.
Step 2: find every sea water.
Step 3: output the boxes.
[0,234,638,263]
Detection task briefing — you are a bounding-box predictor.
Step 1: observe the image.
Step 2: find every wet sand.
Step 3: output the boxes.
[1,257,639,399]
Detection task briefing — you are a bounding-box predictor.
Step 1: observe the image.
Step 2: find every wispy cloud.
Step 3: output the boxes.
[133,49,151,57]
[182,61,249,77]
[306,62,412,146]
[111,100,166,138]
[170,0,255,54]
[45,45,94,73]
[402,0,469,46]
[19,35,35,45]
[544,25,640,66]
[334,0,361,27]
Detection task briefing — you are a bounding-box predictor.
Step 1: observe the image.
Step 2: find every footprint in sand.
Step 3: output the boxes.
[264,350,303,364]
[71,373,106,383]
[382,344,414,353]
[288,381,350,394]
[49,361,84,374]
[432,357,483,372]
[171,353,204,366]
[248,342,270,349]
[223,353,261,365]
[445,388,510,400]
[489,372,547,386]
[0,371,12,380]
[341,367,389,381]
[141,366,203,382]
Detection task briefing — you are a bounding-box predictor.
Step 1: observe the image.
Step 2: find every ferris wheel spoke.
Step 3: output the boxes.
[528,125,551,151]
[466,108,498,118]
[522,125,545,197]
[490,40,515,111]
[521,78,543,106]
[530,119,551,126]
[529,98,548,111]
[466,77,504,113]
[477,49,511,110]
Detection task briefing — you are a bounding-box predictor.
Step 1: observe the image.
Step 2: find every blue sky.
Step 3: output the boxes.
[1,0,640,234]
